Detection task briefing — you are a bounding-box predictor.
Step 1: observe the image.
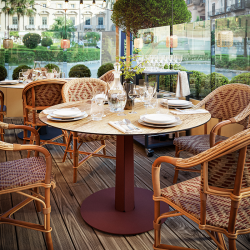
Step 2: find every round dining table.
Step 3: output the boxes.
[39,100,211,235]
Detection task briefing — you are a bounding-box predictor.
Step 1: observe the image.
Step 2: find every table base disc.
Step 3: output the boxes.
[80,187,169,235]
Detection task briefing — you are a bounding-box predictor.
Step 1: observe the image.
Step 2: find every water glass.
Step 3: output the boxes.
[91,99,103,121]
[117,91,127,116]
[93,86,107,117]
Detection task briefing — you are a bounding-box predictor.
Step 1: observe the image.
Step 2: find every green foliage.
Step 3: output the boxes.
[69,64,91,78]
[111,0,191,36]
[0,65,7,81]
[0,49,5,66]
[10,31,19,37]
[23,33,41,49]
[84,32,101,41]
[41,31,54,38]
[215,55,250,70]
[12,65,31,80]
[117,55,146,80]
[230,73,250,85]
[201,72,229,98]
[97,63,114,78]
[49,17,75,39]
[45,63,60,73]
[7,50,35,65]
[41,37,53,47]
[188,70,207,99]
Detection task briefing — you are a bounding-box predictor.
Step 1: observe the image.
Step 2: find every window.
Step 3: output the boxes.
[111,24,115,31]
[43,3,46,8]
[29,17,34,25]
[58,4,62,8]
[71,4,75,8]
[13,17,18,25]
[85,17,91,25]
[42,17,47,25]
[98,17,103,25]
[70,17,75,25]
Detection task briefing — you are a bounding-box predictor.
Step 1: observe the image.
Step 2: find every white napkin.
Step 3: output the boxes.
[176,71,190,98]
[42,107,81,115]
[109,121,142,134]
[170,109,209,115]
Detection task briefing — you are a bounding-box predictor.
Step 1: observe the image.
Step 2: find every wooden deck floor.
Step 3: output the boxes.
[1,117,250,250]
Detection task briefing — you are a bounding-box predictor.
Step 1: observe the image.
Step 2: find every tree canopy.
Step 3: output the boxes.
[49,16,75,39]
[111,0,192,36]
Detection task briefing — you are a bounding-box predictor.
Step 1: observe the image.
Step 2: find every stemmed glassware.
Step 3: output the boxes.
[128,84,139,114]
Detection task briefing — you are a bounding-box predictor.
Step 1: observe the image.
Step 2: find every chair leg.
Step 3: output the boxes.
[34,187,41,213]
[0,114,4,141]
[62,133,72,162]
[27,131,34,158]
[228,239,236,250]
[101,140,106,155]
[73,132,79,183]
[154,201,161,248]
[44,187,54,250]
[23,128,27,145]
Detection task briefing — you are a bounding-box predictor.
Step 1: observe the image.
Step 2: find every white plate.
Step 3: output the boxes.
[50,111,86,119]
[167,100,192,106]
[168,105,194,109]
[141,114,177,124]
[53,108,82,117]
[138,118,182,128]
[47,113,88,122]
[0,80,19,85]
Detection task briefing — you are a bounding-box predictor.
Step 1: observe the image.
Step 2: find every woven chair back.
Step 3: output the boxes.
[99,70,115,83]
[207,145,250,189]
[202,84,250,128]
[62,78,107,103]
[23,79,66,110]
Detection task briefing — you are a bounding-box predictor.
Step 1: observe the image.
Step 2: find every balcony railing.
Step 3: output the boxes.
[25,25,36,30]
[84,25,92,31]
[39,25,49,30]
[8,25,18,30]
[208,8,225,17]
[96,25,105,30]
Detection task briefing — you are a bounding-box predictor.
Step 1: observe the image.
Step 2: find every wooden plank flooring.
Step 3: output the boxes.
[1,117,250,250]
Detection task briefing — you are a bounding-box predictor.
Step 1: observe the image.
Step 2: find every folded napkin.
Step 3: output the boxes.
[109,121,142,134]
[170,109,209,115]
[176,71,190,98]
[42,107,80,115]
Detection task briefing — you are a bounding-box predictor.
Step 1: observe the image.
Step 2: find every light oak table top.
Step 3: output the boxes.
[39,100,211,136]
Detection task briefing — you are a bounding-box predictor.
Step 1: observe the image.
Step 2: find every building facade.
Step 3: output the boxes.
[0,0,115,34]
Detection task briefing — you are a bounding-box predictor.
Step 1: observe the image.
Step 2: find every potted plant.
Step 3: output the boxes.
[117,55,146,109]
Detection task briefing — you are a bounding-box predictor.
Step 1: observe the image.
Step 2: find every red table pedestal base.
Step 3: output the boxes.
[81,187,169,235]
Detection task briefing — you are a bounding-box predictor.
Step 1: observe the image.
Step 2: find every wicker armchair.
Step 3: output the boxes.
[61,78,116,183]
[99,69,114,88]
[22,79,68,153]
[152,128,250,250]
[173,83,250,184]
[0,90,6,141]
[0,122,55,250]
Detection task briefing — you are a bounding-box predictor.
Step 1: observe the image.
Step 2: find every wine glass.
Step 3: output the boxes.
[128,84,138,114]
[138,86,145,102]
[165,55,170,71]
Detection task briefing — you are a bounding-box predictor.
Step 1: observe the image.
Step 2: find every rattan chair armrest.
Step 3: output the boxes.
[0,90,4,112]
[210,120,232,147]
[232,102,250,124]
[13,144,52,184]
[0,122,40,146]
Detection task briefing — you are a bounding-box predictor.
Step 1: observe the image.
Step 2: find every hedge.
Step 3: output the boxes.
[0,49,5,66]
[7,50,35,65]
[230,73,250,85]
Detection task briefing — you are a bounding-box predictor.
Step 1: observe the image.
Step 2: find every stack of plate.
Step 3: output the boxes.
[161,99,193,109]
[138,114,182,128]
[47,108,88,122]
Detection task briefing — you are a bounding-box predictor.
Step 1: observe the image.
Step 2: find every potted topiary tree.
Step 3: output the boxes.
[0,65,7,81]
[69,65,91,78]
[97,63,114,78]
[12,65,31,80]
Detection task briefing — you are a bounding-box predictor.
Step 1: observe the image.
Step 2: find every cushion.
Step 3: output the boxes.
[161,176,250,230]
[78,133,116,143]
[0,156,55,191]
[0,105,6,113]
[173,134,228,155]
